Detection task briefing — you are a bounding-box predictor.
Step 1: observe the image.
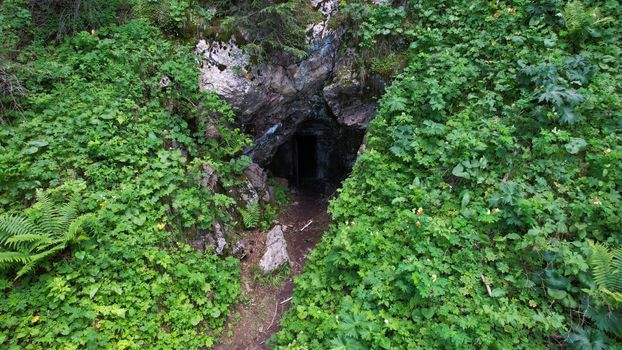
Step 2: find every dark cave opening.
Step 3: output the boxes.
[296,135,318,182]
[268,119,363,194]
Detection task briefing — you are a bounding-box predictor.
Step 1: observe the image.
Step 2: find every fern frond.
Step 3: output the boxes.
[4,234,46,250]
[0,251,32,268]
[589,242,614,290]
[611,247,622,291]
[34,189,64,236]
[603,289,622,303]
[1,190,96,279]
[56,198,79,234]
[64,214,94,244]
[0,215,36,244]
[62,223,81,245]
[239,202,260,229]
[15,246,64,279]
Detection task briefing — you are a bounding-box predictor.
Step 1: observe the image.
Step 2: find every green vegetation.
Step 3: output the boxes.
[251,264,292,288]
[0,11,250,349]
[1,0,319,60]
[1,0,309,346]
[2,0,622,349]
[276,0,622,349]
[0,189,96,279]
[589,242,622,304]
[133,0,321,59]
[239,202,262,230]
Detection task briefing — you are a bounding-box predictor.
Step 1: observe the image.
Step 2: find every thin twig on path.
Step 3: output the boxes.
[300,220,313,231]
[280,297,292,304]
[266,300,279,331]
[261,299,283,346]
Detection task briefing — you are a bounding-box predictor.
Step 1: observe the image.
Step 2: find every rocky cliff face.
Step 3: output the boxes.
[195,0,381,167]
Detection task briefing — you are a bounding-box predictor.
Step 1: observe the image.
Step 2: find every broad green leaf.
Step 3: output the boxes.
[22,146,39,154]
[547,288,567,300]
[565,138,587,154]
[452,164,469,178]
[28,140,49,147]
[421,308,435,319]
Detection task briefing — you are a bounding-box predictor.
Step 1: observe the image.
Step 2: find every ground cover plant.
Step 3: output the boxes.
[0,0,316,347]
[0,15,252,349]
[276,0,622,349]
[1,0,621,349]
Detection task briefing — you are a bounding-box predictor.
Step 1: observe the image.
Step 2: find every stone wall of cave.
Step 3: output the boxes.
[195,0,385,194]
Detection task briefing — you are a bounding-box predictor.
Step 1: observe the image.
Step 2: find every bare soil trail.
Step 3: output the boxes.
[215,191,331,350]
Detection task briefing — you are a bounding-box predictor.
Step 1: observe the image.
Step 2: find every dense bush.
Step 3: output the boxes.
[276,0,622,348]
[0,20,248,349]
[1,0,320,61]
[2,0,621,348]
[135,0,321,59]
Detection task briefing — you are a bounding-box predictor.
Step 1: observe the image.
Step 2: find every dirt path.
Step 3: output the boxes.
[215,191,331,350]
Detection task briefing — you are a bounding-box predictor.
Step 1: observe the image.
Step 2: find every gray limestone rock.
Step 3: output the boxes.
[259,225,290,274]
[206,222,227,255]
[200,164,218,191]
[244,163,272,203]
[194,0,383,167]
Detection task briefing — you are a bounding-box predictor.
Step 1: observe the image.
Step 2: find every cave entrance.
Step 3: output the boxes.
[268,120,363,194]
[295,135,318,184]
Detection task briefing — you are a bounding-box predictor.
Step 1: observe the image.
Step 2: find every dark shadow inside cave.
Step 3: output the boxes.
[296,135,318,182]
[268,119,363,195]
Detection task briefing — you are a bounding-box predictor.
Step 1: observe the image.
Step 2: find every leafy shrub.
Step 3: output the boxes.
[370,52,407,79]
[276,0,622,348]
[219,0,321,59]
[526,0,563,26]
[29,0,126,41]
[0,0,34,53]
[134,0,214,38]
[135,0,320,60]
[339,2,414,82]
[518,57,587,124]
[0,20,247,349]
[562,1,613,47]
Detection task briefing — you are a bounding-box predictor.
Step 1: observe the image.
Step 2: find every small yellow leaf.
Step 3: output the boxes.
[31,315,40,324]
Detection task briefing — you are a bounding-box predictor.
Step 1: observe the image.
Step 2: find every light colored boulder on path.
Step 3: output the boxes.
[259,225,290,274]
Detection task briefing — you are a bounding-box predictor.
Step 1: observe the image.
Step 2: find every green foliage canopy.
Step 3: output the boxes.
[0,20,248,349]
[276,0,622,348]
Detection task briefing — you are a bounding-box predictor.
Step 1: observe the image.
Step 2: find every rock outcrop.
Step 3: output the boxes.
[200,164,218,191]
[192,221,228,255]
[209,222,228,255]
[323,49,378,129]
[243,163,272,203]
[259,225,290,274]
[195,0,383,167]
